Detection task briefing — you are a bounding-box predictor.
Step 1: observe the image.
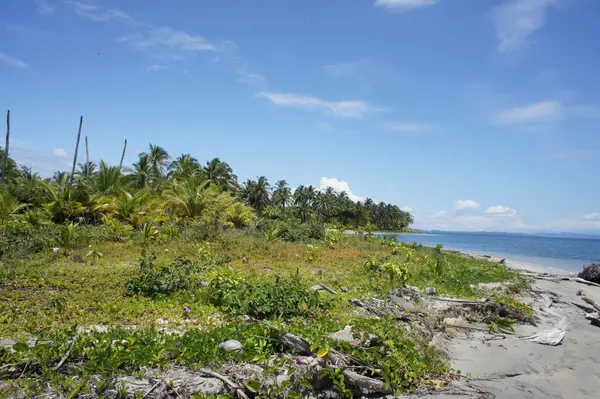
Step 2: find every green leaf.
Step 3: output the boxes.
[244,378,262,393]
[12,342,29,352]
[316,347,329,358]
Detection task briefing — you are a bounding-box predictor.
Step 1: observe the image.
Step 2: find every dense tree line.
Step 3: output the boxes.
[0,145,413,232]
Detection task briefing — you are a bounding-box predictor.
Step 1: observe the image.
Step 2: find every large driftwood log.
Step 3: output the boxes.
[584,312,600,328]
[571,278,600,288]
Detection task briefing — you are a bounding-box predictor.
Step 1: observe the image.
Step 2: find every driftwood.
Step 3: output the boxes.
[443,318,490,332]
[522,329,565,346]
[571,277,600,288]
[582,296,600,312]
[52,333,80,371]
[571,302,595,313]
[427,296,488,305]
[310,284,337,295]
[342,370,392,394]
[280,333,312,355]
[584,312,600,327]
[198,368,249,399]
[142,382,161,398]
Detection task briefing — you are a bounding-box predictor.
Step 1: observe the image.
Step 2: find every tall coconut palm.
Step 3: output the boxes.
[245,176,270,215]
[313,193,335,221]
[76,161,97,185]
[168,154,202,181]
[126,154,153,189]
[142,144,170,179]
[272,180,292,208]
[203,158,238,191]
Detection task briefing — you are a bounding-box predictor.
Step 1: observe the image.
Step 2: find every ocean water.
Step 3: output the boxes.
[393,232,600,273]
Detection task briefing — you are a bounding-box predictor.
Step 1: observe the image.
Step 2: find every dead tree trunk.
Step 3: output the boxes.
[1,110,10,182]
[85,136,89,165]
[69,116,83,187]
[119,139,128,169]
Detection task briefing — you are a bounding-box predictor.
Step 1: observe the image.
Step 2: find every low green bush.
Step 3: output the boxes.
[126,251,200,297]
[207,269,327,319]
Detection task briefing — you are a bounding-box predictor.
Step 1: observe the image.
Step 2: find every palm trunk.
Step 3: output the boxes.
[85,136,89,164]
[1,110,10,182]
[69,116,83,187]
[119,139,128,169]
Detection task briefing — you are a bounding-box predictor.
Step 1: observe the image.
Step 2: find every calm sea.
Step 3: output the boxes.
[393,232,600,274]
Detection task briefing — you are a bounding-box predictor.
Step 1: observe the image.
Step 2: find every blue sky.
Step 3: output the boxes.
[1,0,600,233]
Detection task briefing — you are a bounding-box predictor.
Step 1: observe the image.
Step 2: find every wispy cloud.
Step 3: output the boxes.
[582,213,600,221]
[383,122,432,132]
[454,200,479,210]
[375,0,438,11]
[235,66,267,85]
[52,148,68,157]
[486,205,517,215]
[0,52,29,68]
[491,0,556,52]
[120,27,220,58]
[495,100,600,125]
[257,92,383,119]
[36,0,55,15]
[146,64,166,72]
[495,100,560,124]
[323,59,377,78]
[63,1,138,24]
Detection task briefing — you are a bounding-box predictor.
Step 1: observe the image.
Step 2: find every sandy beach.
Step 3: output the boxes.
[416,254,600,399]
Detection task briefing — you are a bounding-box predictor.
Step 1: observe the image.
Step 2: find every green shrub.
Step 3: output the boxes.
[207,269,327,319]
[126,251,199,297]
[0,224,60,259]
[271,219,324,242]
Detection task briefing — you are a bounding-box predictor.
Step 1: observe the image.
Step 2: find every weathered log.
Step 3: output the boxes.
[571,277,600,288]
[198,368,249,399]
[310,284,337,295]
[341,370,392,394]
[582,296,600,312]
[584,312,600,328]
[280,333,312,355]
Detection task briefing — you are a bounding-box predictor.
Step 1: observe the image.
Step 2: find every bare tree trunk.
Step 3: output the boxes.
[69,116,83,187]
[119,139,128,169]
[1,110,10,182]
[85,136,89,165]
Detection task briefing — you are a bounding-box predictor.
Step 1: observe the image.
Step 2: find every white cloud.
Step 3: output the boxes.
[495,100,560,124]
[319,177,364,202]
[52,148,68,157]
[120,27,220,58]
[401,206,413,212]
[257,92,382,119]
[495,100,600,125]
[486,205,517,215]
[541,149,600,161]
[35,0,55,15]
[454,200,479,210]
[10,148,71,177]
[0,52,29,68]
[384,122,432,132]
[491,0,555,52]
[582,213,600,221]
[235,67,266,85]
[64,1,137,24]
[375,0,438,11]
[146,64,166,72]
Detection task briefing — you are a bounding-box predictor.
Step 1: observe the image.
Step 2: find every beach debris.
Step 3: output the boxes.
[52,247,60,253]
[582,296,600,312]
[329,326,362,346]
[341,286,349,292]
[242,257,248,263]
[585,313,600,327]
[571,277,600,288]
[218,340,243,353]
[499,258,506,264]
[522,328,565,346]
[425,287,437,295]
[310,284,337,295]
[280,333,312,355]
[342,370,392,395]
[578,263,600,284]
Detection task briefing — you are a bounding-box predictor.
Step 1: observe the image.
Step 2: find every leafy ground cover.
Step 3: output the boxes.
[0,228,529,397]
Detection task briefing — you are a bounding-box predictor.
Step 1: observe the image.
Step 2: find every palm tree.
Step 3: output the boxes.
[226,202,257,228]
[76,161,97,185]
[272,180,291,208]
[203,158,238,191]
[168,154,202,180]
[143,144,170,179]
[245,176,270,214]
[0,192,28,227]
[163,177,215,219]
[126,154,153,189]
[95,161,124,195]
[313,193,335,222]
